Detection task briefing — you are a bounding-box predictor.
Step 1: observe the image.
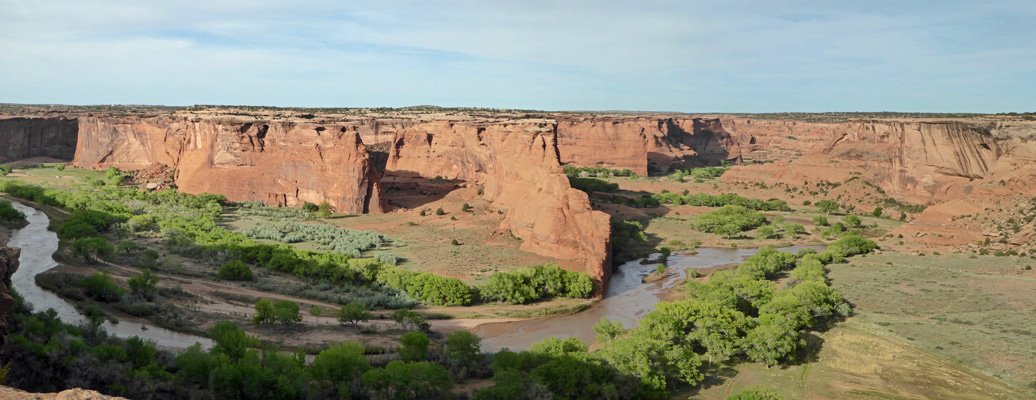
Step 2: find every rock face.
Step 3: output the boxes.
[724,120,1003,204]
[0,247,20,353]
[0,118,79,163]
[387,121,612,289]
[73,116,388,213]
[556,117,743,175]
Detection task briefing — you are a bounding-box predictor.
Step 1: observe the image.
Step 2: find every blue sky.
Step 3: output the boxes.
[0,1,1033,112]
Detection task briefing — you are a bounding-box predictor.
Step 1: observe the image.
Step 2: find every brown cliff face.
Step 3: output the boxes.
[386,121,612,289]
[724,120,1003,204]
[0,247,19,354]
[0,118,79,163]
[718,118,840,161]
[73,116,388,214]
[556,116,742,175]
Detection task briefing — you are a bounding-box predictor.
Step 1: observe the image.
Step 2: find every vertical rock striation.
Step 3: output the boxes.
[0,118,79,163]
[387,121,613,290]
[72,116,388,213]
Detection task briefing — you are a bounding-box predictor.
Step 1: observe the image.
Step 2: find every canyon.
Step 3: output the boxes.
[4,108,1036,286]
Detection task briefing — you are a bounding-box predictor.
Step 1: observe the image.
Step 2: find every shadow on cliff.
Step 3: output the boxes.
[381,170,464,210]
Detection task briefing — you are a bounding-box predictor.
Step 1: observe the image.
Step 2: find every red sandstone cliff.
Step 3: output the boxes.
[556,116,743,175]
[386,121,612,288]
[723,120,1003,204]
[0,118,79,163]
[73,116,388,214]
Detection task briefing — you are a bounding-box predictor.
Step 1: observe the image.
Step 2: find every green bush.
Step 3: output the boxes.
[568,177,619,193]
[217,260,253,281]
[0,199,26,227]
[479,265,594,304]
[80,272,122,302]
[696,205,767,235]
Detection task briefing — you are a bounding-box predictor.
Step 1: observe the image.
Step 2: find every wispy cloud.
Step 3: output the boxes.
[0,0,1032,111]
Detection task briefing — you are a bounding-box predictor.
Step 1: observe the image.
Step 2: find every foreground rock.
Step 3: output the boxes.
[0,386,126,400]
[387,121,612,289]
[72,116,388,213]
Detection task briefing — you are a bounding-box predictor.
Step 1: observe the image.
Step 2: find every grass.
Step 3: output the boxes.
[826,253,1036,390]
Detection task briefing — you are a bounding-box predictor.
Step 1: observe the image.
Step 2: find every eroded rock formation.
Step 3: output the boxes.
[724,120,1003,204]
[0,386,126,400]
[0,247,20,353]
[73,116,388,213]
[0,118,79,163]
[387,121,612,288]
[556,117,743,175]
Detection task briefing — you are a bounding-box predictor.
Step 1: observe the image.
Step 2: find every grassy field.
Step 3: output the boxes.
[678,252,1036,400]
[828,253,1036,389]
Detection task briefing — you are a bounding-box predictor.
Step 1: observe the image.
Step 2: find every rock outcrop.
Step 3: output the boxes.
[73,116,388,213]
[555,116,743,175]
[386,121,612,289]
[0,386,127,400]
[724,120,1003,204]
[0,118,79,163]
[0,247,20,353]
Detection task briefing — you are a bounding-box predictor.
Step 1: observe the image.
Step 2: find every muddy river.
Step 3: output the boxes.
[8,200,212,350]
[476,245,823,352]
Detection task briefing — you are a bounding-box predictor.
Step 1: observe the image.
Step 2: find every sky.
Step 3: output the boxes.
[0,1,1033,112]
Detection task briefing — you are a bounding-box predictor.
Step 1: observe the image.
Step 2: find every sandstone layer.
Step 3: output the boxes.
[723,120,1003,204]
[0,118,79,164]
[73,116,388,213]
[386,121,612,288]
[556,116,743,175]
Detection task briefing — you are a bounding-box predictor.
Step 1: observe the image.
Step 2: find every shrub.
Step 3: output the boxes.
[568,177,619,193]
[272,300,302,325]
[217,260,253,281]
[435,208,445,216]
[302,202,319,212]
[80,272,121,302]
[696,205,767,235]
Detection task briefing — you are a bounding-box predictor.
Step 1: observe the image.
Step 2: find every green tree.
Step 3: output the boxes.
[175,343,216,385]
[217,260,253,281]
[659,246,672,263]
[55,164,65,171]
[391,309,429,332]
[309,305,323,317]
[530,337,588,357]
[743,323,804,368]
[362,361,452,400]
[814,200,840,214]
[318,201,333,218]
[696,205,767,234]
[209,321,259,361]
[435,207,445,216]
[71,237,114,263]
[302,202,319,212]
[843,215,861,228]
[79,271,121,302]
[593,318,626,344]
[399,331,430,361]
[0,165,12,176]
[757,225,776,239]
[812,215,828,226]
[445,330,482,367]
[337,302,372,328]
[253,298,275,325]
[312,341,370,398]
[871,206,883,218]
[273,300,302,325]
[127,268,159,301]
